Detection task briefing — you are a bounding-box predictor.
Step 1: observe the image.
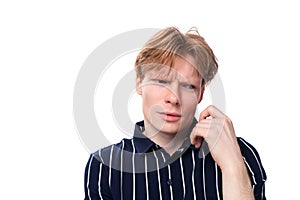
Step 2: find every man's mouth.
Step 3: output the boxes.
[158,112,182,122]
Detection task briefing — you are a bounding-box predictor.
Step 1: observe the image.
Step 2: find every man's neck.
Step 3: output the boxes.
[143,125,188,156]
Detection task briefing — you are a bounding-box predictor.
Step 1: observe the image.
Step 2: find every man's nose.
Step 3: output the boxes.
[164,85,180,105]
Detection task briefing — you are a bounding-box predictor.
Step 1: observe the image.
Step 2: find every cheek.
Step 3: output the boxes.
[142,87,161,108]
[183,90,200,103]
[181,95,198,112]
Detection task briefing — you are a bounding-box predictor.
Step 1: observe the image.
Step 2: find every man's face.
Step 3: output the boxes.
[136,55,204,137]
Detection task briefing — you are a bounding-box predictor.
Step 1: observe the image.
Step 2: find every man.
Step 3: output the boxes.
[84,27,266,199]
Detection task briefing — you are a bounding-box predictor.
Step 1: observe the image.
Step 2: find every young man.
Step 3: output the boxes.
[84,27,267,200]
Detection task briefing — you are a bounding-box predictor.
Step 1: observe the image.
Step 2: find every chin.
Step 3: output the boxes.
[147,117,190,134]
[160,122,182,134]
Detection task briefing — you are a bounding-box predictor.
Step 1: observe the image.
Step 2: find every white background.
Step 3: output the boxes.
[1,0,299,199]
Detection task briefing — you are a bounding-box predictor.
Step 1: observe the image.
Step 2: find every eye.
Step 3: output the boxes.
[181,83,196,89]
[154,79,168,84]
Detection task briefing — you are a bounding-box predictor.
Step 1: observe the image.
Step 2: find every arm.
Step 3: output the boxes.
[190,105,255,200]
[221,160,254,199]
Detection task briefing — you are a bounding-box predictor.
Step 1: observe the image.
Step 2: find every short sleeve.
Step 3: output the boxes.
[237,137,267,200]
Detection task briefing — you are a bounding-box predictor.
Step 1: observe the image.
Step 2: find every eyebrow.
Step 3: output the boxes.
[146,69,202,86]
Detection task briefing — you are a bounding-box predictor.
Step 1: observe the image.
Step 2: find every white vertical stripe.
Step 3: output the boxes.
[240,138,266,199]
[160,151,166,162]
[120,140,124,200]
[131,140,136,200]
[202,150,207,200]
[168,164,173,200]
[215,163,220,200]
[145,154,149,200]
[98,150,104,163]
[160,152,173,200]
[86,155,94,200]
[191,151,197,199]
[242,156,257,185]
[109,145,114,187]
[98,163,103,199]
[261,183,265,199]
[153,150,162,200]
[179,157,186,198]
[239,138,266,181]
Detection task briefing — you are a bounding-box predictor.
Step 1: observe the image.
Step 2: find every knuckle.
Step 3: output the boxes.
[207,105,215,112]
[224,116,232,124]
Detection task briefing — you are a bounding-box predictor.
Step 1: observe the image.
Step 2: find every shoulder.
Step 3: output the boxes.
[91,138,134,166]
[237,137,265,173]
[237,137,261,159]
[237,137,266,177]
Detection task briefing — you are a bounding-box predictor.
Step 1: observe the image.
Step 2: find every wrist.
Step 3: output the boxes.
[221,160,254,200]
[221,158,246,175]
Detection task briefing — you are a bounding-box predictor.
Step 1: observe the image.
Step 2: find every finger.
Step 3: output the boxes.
[199,105,224,120]
[190,125,207,147]
[197,119,212,125]
[191,136,202,148]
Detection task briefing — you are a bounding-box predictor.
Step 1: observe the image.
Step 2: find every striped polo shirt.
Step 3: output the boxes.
[84,121,267,200]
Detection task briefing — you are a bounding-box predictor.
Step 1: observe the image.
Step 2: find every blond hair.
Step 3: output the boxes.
[134,27,218,85]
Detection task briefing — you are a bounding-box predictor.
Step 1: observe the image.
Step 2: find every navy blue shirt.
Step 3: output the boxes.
[84,121,267,199]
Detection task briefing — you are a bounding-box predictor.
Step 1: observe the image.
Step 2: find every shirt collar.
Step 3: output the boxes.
[133,118,199,153]
[133,121,157,153]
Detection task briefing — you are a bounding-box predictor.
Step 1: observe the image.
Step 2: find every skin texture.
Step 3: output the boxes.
[190,105,254,200]
[137,55,254,200]
[136,55,203,154]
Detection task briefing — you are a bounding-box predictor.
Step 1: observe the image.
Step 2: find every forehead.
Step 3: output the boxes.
[145,55,201,83]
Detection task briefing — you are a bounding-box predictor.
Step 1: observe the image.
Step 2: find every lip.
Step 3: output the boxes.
[159,112,182,122]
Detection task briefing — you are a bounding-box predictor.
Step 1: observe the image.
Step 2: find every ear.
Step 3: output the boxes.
[198,84,205,103]
[136,77,142,95]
